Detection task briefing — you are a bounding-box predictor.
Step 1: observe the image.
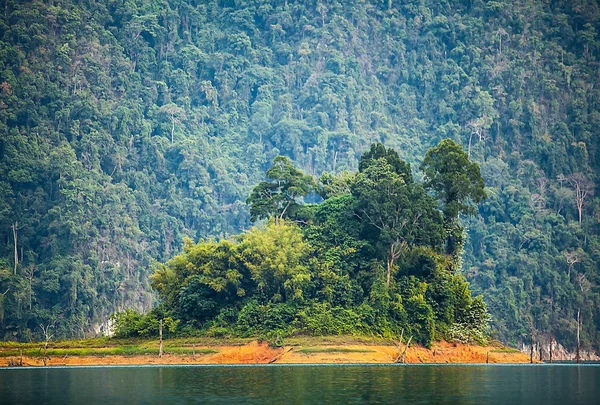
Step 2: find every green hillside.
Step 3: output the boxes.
[0,0,598,351]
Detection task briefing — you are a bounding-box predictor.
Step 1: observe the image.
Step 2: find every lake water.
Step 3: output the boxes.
[1,364,599,404]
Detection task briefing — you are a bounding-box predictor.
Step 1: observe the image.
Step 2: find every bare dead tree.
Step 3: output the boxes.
[576,309,581,364]
[563,251,582,278]
[537,177,548,196]
[530,341,534,364]
[466,118,485,158]
[159,319,163,358]
[0,288,9,323]
[40,323,53,366]
[24,265,35,311]
[577,273,592,294]
[316,2,328,26]
[11,222,21,275]
[529,320,535,364]
[567,173,594,223]
[400,336,412,363]
[393,329,413,364]
[575,273,591,364]
[158,104,185,143]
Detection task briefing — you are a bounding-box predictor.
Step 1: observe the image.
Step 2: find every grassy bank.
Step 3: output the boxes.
[0,336,535,366]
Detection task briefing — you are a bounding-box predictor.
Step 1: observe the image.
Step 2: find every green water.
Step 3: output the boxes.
[1,364,599,404]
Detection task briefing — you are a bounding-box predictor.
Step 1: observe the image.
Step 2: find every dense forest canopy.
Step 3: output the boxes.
[0,0,598,351]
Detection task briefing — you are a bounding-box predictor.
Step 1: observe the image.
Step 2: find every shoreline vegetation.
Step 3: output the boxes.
[0,337,533,367]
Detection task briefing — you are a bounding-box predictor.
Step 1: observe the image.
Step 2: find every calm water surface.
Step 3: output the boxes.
[1,364,599,404]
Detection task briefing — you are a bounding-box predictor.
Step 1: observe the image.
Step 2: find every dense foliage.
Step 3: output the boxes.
[0,0,598,351]
[129,143,489,346]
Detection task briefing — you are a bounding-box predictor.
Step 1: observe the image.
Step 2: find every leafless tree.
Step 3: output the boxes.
[563,250,582,278]
[158,103,185,143]
[24,265,35,311]
[159,319,163,358]
[40,323,53,366]
[567,173,594,223]
[575,273,591,364]
[466,117,486,158]
[11,222,21,274]
[394,330,413,363]
[0,288,9,323]
[495,27,508,55]
[316,2,328,26]
[577,273,591,294]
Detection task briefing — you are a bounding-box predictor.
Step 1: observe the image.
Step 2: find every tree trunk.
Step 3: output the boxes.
[29,273,32,311]
[576,309,581,364]
[386,257,393,288]
[400,336,412,363]
[467,132,473,158]
[11,222,18,275]
[171,116,175,143]
[530,338,533,364]
[159,319,163,358]
[549,338,553,364]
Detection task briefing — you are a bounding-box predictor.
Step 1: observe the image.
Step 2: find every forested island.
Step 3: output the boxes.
[0,0,599,359]
[110,140,488,348]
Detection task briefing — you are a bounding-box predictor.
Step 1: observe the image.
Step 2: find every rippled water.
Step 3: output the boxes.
[1,364,599,404]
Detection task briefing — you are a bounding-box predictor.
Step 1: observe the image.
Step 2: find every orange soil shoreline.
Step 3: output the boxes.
[0,340,535,367]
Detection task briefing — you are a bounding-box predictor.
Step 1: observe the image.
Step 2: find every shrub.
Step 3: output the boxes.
[406,295,435,347]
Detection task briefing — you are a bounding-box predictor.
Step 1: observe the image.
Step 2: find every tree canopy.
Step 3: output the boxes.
[246,156,316,223]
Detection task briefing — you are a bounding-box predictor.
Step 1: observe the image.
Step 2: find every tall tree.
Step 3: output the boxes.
[246,156,315,223]
[566,173,595,223]
[352,153,444,287]
[420,139,486,255]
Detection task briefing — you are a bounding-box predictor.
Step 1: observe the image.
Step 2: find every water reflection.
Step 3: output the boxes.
[0,365,599,404]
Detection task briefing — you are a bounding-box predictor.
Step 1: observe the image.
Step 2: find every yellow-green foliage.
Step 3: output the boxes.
[239,221,311,302]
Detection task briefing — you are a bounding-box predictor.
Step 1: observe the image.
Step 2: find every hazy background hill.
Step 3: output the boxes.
[0,0,598,351]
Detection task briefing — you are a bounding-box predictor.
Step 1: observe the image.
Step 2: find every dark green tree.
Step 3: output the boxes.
[246,156,316,223]
[352,152,444,287]
[420,139,486,255]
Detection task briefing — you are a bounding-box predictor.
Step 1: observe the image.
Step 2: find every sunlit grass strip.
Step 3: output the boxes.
[296,347,375,354]
[489,348,520,353]
[0,347,218,357]
[0,336,255,350]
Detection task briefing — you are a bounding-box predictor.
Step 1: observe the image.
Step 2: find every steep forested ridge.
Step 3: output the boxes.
[0,0,598,351]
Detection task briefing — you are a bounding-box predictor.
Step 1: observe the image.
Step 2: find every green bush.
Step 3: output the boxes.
[110,309,143,338]
[406,295,435,347]
[235,301,297,337]
[294,303,362,335]
[110,309,179,338]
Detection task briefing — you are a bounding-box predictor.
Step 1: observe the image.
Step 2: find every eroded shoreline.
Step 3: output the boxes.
[0,338,535,367]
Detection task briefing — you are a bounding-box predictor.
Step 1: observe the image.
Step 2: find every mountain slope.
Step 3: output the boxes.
[0,0,598,350]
